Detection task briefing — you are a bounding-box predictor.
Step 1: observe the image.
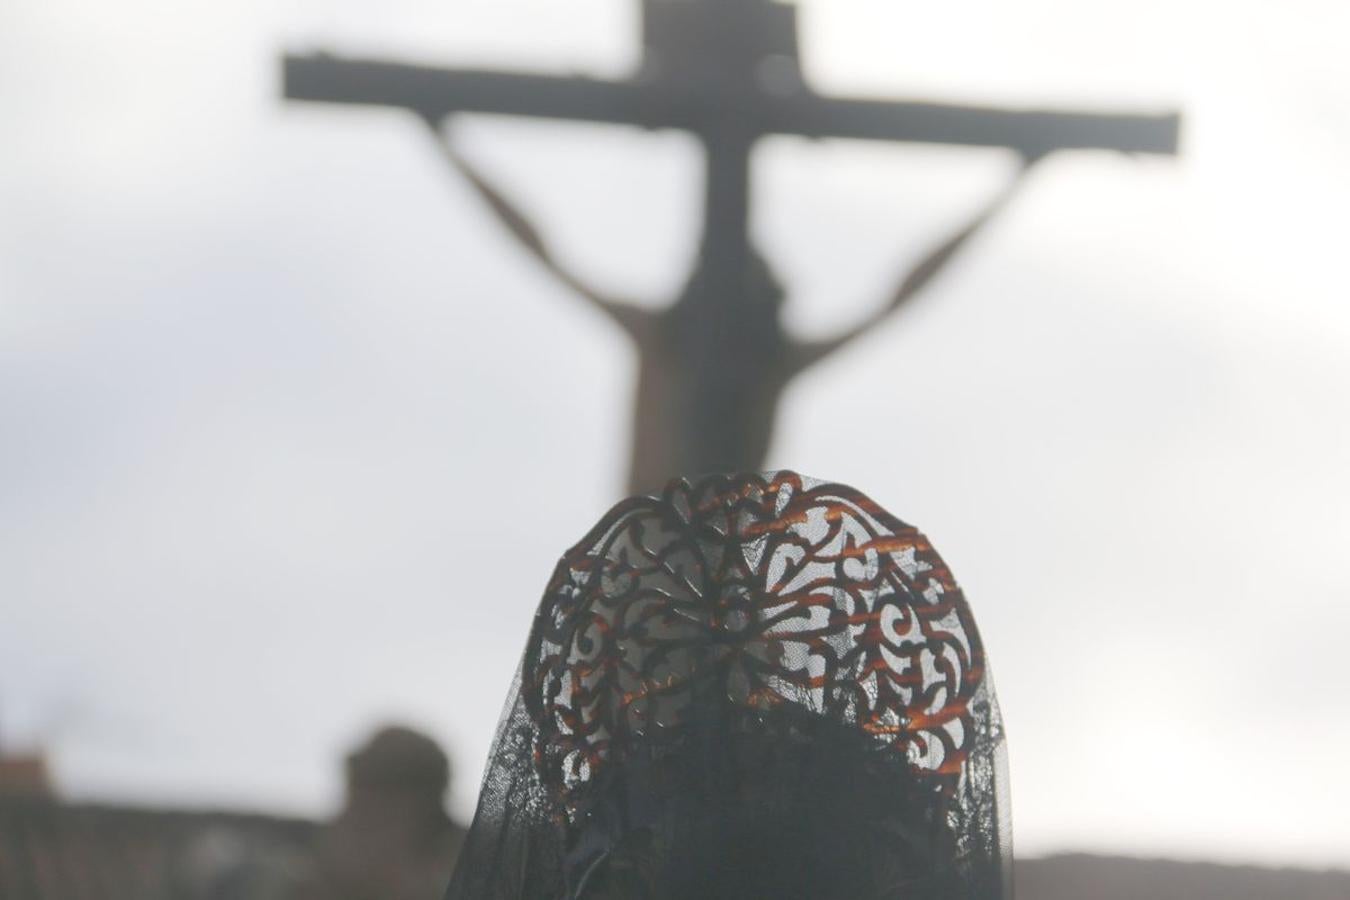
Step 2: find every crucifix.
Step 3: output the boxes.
[283,0,1179,493]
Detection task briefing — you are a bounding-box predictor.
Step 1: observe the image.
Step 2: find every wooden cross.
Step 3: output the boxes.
[283,0,1179,493]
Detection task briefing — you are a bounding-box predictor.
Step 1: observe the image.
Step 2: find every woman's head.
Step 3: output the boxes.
[570,705,956,900]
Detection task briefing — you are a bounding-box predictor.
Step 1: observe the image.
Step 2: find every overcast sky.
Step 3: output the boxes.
[3,0,1349,869]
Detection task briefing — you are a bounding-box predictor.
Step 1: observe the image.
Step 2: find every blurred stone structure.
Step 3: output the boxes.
[1014,854,1350,900]
[0,751,53,802]
[0,796,314,898]
[0,725,464,900]
[291,726,464,900]
[1,734,1346,898]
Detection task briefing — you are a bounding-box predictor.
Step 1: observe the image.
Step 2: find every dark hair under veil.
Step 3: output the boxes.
[445,472,1011,900]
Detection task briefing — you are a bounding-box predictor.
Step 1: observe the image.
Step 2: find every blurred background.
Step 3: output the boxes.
[3,0,1349,897]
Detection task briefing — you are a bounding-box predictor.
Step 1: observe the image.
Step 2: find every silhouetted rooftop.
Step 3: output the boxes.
[1,798,1346,898]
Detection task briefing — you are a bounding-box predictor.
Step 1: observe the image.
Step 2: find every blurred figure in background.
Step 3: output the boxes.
[295,725,465,900]
[188,724,465,900]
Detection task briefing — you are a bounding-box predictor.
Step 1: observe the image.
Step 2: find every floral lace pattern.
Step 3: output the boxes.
[527,472,987,812]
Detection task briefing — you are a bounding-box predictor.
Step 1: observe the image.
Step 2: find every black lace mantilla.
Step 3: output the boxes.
[445,472,1011,900]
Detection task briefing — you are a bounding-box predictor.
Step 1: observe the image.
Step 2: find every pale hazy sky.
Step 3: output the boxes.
[3,0,1349,868]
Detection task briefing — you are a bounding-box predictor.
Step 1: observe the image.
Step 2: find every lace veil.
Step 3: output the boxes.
[445,471,1011,899]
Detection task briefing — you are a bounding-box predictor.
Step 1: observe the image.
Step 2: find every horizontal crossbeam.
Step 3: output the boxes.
[283,54,1180,156]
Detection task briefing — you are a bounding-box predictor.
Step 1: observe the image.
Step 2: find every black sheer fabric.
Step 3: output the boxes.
[446,472,1011,900]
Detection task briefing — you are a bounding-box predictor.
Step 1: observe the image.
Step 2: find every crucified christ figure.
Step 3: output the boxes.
[428,119,1039,494]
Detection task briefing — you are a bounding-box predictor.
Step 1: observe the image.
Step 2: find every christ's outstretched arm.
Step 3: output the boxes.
[787,155,1042,372]
[421,117,650,338]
